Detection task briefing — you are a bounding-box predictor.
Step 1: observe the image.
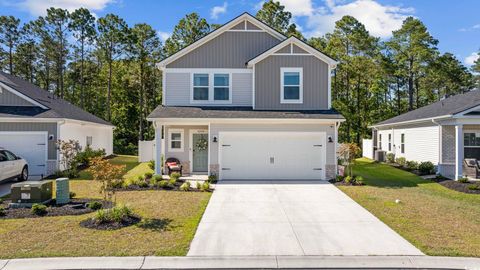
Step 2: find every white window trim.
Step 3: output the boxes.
[280,67,303,104]
[86,136,93,147]
[400,133,405,154]
[168,128,184,152]
[190,72,232,105]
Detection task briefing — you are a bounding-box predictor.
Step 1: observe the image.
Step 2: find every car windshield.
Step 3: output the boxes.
[0,151,7,162]
[4,150,17,161]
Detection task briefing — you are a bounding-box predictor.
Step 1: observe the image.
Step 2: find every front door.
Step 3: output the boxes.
[192,133,208,172]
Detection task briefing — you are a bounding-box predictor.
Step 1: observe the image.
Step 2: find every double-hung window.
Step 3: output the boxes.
[214,74,229,101]
[168,129,184,152]
[378,134,382,150]
[281,67,303,104]
[193,74,209,101]
[388,134,392,151]
[400,134,405,154]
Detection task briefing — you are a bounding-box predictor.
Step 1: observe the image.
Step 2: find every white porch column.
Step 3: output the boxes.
[154,122,163,175]
[455,124,464,180]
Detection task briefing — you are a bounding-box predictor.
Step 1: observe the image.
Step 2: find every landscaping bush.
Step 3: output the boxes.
[111,179,124,188]
[180,181,191,191]
[31,204,47,216]
[406,160,419,171]
[168,179,176,187]
[196,181,202,190]
[138,181,149,188]
[144,172,153,179]
[207,174,217,183]
[87,201,102,210]
[335,175,344,182]
[75,146,106,166]
[386,153,395,163]
[148,160,155,170]
[200,181,210,191]
[0,206,5,216]
[344,175,353,184]
[395,157,406,166]
[94,205,133,224]
[152,174,162,181]
[356,176,364,185]
[137,175,144,181]
[157,180,168,188]
[69,192,76,199]
[419,161,435,175]
[467,184,480,190]
[170,172,181,181]
[458,177,470,183]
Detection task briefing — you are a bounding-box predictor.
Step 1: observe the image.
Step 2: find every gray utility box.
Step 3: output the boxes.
[10,181,53,206]
[55,178,70,205]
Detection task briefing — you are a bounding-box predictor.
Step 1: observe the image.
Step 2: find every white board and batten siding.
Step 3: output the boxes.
[59,121,113,156]
[377,124,440,164]
[164,70,253,106]
[362,139,373,159]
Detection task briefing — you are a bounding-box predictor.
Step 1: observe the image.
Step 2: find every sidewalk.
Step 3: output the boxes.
[1,256,480,270]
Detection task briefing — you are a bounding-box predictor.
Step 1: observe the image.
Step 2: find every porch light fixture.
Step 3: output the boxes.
[328,136,333,143]
[213,136,218,143]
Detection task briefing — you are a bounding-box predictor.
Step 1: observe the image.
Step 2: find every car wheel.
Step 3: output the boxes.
[18,166,28,181]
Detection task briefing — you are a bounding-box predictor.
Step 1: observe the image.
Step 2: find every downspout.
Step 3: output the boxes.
[432,119,442,175]
[56,120,66,173]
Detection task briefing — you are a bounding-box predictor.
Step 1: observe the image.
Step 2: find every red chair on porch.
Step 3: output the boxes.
[165,157,183,175]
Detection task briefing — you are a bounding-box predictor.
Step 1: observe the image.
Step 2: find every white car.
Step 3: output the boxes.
[0,149,28,182]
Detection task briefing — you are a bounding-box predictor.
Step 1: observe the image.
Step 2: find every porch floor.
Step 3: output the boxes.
[162,174,208,182]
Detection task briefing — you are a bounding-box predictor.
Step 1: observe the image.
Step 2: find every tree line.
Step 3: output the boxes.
[0,1,478,152]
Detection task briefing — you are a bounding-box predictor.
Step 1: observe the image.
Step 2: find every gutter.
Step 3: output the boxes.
[369,115,452,129]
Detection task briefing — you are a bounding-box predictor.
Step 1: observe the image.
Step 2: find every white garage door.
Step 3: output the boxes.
[219,132,326,180]
[0,132,47,177]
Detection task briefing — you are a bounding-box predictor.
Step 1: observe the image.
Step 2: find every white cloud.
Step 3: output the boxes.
[278,0,313,16]
[303,0,414,38]
[157,31,170,42]
[10,0,114,16]
[460,23,480,32]
[465,52,479,66]
[210,2,228,20]
[253,1,264,11]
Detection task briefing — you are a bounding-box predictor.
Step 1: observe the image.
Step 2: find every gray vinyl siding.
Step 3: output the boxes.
[164,72,253,106]
[255,55,329,110]
[276,45,290,53]
[293,44,308,54]
[209,123,336,165]
[0,87,34,106]
[167,31,281,68]
[231,21,244,30]
[246,21,261,30]
[0,122,57,159]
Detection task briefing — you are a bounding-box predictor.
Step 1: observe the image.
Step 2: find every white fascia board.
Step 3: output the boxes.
[0,117,114,128]
[157,13,286,68]
[147,117,345,125]
[165,68,252,73]
[247,37,338,67]
[452,104,480,117]
[0,82,48,109]
[62,119,115,128]
[369,115,452,128]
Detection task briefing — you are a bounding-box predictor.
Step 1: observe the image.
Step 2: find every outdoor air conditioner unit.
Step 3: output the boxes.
[375,150,386,162]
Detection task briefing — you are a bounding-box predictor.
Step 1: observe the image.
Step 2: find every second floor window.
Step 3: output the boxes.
[193,74,209,101]
[214,74,229,101]
[281,67,303,104]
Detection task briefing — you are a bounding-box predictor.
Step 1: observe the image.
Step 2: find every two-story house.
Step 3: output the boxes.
[147,13,344,180]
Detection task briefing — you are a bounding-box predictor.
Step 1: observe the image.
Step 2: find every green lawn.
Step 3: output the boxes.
[338,158,480,257]
[74,155,139,180]
[0,156,211,259]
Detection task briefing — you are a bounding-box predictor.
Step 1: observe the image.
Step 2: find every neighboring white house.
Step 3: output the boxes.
[147,13,345,181]
[0,71,114,179]
[369,89,480,180]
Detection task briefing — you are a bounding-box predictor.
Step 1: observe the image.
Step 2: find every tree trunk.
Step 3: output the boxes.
[80,39,85,108]
[107,59,112,121]
[139,61,145,141]
[8,43,13,74]
[408,59,414,111]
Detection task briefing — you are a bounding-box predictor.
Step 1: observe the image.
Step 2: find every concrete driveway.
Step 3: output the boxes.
[0,180,14,197]
[188,180,423,256]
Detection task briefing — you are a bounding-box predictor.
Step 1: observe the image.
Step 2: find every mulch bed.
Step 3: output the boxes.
[79,215,141,230]
[328,179,364,186]
[434,179,480,194]
[0,199,113,219]
[116,178,213,192]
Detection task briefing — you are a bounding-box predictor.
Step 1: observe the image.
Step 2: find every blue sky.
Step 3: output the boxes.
[1,0,479,66]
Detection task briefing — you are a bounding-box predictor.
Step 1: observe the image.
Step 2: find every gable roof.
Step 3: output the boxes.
[247,36,338,67]
[372,89,480,127]
[0,71,113,126]
[157,12,286,68]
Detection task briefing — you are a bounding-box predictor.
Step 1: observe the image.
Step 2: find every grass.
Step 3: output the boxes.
[123,162,154,182]
[74,155,139,180]
[0,156,211,259]
[338,158,480,257]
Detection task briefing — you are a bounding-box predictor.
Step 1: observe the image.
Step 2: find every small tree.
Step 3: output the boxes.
[57,139,81,177]
[87,157,126,202]
[338,143,361,177]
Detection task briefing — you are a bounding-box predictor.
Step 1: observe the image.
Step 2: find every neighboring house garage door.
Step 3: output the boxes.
[219,132,326,180]
[0,132,47,178]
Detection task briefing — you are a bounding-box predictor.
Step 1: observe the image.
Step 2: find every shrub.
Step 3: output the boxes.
[338,143,361,176]
[467,184,480,191]
[157,180,168,188]
[138,181,149,188]
[94,205,133,224]
[207,174,217,183]
[87,201,102,210]
[355,176,364,185]
[75,146,106,166]
[344,176,353,184]
[395,157,406,166]
[196,181,202,190]
[111,179,124,188]
[418,161,435,175]
[144,172,153,179]
[201,181,210,191]
[148,160,155,170]
[335,175,344,182]
[168,179,176,187]
[406,161,419,171]
[180,181,191,191]
[0,206,5,216]
[69,192,76,199]
[386,153,395,163]
[458,177,469,183]
[152,174,162,181]
[31,204,47,216]
[0,198,3,204]
[170,172,181,181]
[137,175,144,181]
